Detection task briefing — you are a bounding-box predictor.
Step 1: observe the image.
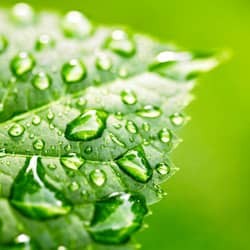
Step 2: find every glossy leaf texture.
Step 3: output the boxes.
[0,3,223,250]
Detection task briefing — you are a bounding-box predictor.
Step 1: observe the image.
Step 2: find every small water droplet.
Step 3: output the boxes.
[8,123,25,137]
[31,115,41,126]
[106,30,136,57]
[35,34,55,51]
[61,59,87,83]
[47,110,55,121]
[0,148,6,158]
[170,113,185,126]
[96,53,112,71]
[10,52,35,77]
[64,144,72,152]
[156,162,170,176]
[158,128,171,143]
[137,105,161,118]
[69,181,79,191]
[89,192,147,244]
[125,120,138,134]
[32,72,52,90]
[84,146,93,154]
[116,147,152,183]
[76,97,87,108]
[60,153,85,170]
[47,163,57,170]
[118,67,129,78]
[0,35,8,54]
[142,122,150,132]
[62,11,92,38]
[90,169,106,187]
[33,139,45,150]
[65,110,107,141]
[121,89,137,105]
[12,3,34,24]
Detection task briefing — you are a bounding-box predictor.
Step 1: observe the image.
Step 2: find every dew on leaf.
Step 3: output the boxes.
[121,89,137,105]
[32,72,52,90]
[95,53,112,71]
[12,3,34,25]
[84,146,93,154]
[109,133,125,147]
[8,123,25,137]
[69,181,79,191]
[170,113,185,126]
[60,153,85,170]
[0,35,8,54]
[125,120,138,134]
[89,192,147,244]
[156,162,170,175]
[136,105,161,118]
[116,147,153,183]
[35,34,55,51]
[158,128,171,143]
[31,115,41,126]
[47,110,55,121]
[65,110,108,141]
[33,139,45,150]
[90,169,106,187]
[61,59,87,83]
[142,122,150,132]
[10,52,35,77]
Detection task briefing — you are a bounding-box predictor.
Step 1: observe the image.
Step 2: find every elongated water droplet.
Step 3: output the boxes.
[170,113,185,126]
[47,110,54,121]
[62,11,92,38]
[121,89,137,105]
[90,169,106,187]
[89,192,147,244]
[142,122,150,132]
[32,72,52,90]
[158,128,171,143]
[32,115,41,126]
[12,3,34,24]
[116,148,152,183]
[60,153,85,170]
[61,59,86,83]
[35,34,55,51]
[156,162,170,175]
[106,30,136,57]
[65,110,108,141]
[8,123,25,137]
[96,54,112,71]
[0,35,8,54]
[109,133,125,147]
[10,156,71,219]
[125,120,138,134]
[137,105,161,118]
[10,52,35,77]
[33,139,45,150]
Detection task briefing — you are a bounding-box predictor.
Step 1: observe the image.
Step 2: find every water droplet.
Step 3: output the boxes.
[47,163,57,170]
[62,11,92,38]
[109,133,125,147]
[89,192,147,244]
[35,34,55,51]
[64,144,72,152]
[32,115,41,126]
[15,233,30,244]
[142,122,150,132]
[65,110,108,141]
[12,3,34,24]
[121,89,137,105]
[47,110,55,121]
[118,67,129,78]
[76,97,87,108]
[10,156,71,219]
[61,59,87,83]
[156,162,170,176]
[69,181,79,191]
[96,54,112,71]
[158,128,171,143]
[106,30,136,57]
[125,120,138,134]
[8,123,25,137]
[170,113,185,126]
[0,35,8,54]
[84,146,93,154]
[33,139,45,150]
[60,153,85,170]
[136,105,161,118]
[0,148,6,158]
[116,148,153,183]
[90,169,106,187]
[32,72,52,90]
[10,52,35,77]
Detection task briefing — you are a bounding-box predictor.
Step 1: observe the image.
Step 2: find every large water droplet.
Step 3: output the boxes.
[10,52,35,77]
[95,54,112,71]
[158,128,171,143]
[60,153,85,170]
[62,11,92,38]
[156,162,170,176]
[125,120,138,134]
[32,72,52,90]
[10,156,71,219]
[116,147,153,183]
[35,34,55,51]
[90,169,106,187]
[121,89,137,105]
[89,192,147,244]
[8,123,25,137]
[106,30,136,57]
[12,3,35,25]
[33,139,45,150]
[136,105,161,118]
[65,110,108,141]
[0,35,8,54]
[61,59,87,83]
[170,113,185,126]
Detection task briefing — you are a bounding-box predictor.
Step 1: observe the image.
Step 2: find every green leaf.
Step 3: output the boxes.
[0,3,224,250]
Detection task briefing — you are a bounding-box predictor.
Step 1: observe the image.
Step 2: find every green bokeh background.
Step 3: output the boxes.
[2,0,250,249]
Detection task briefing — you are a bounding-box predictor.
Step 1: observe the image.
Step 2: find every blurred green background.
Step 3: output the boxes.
[2,0,250,249]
